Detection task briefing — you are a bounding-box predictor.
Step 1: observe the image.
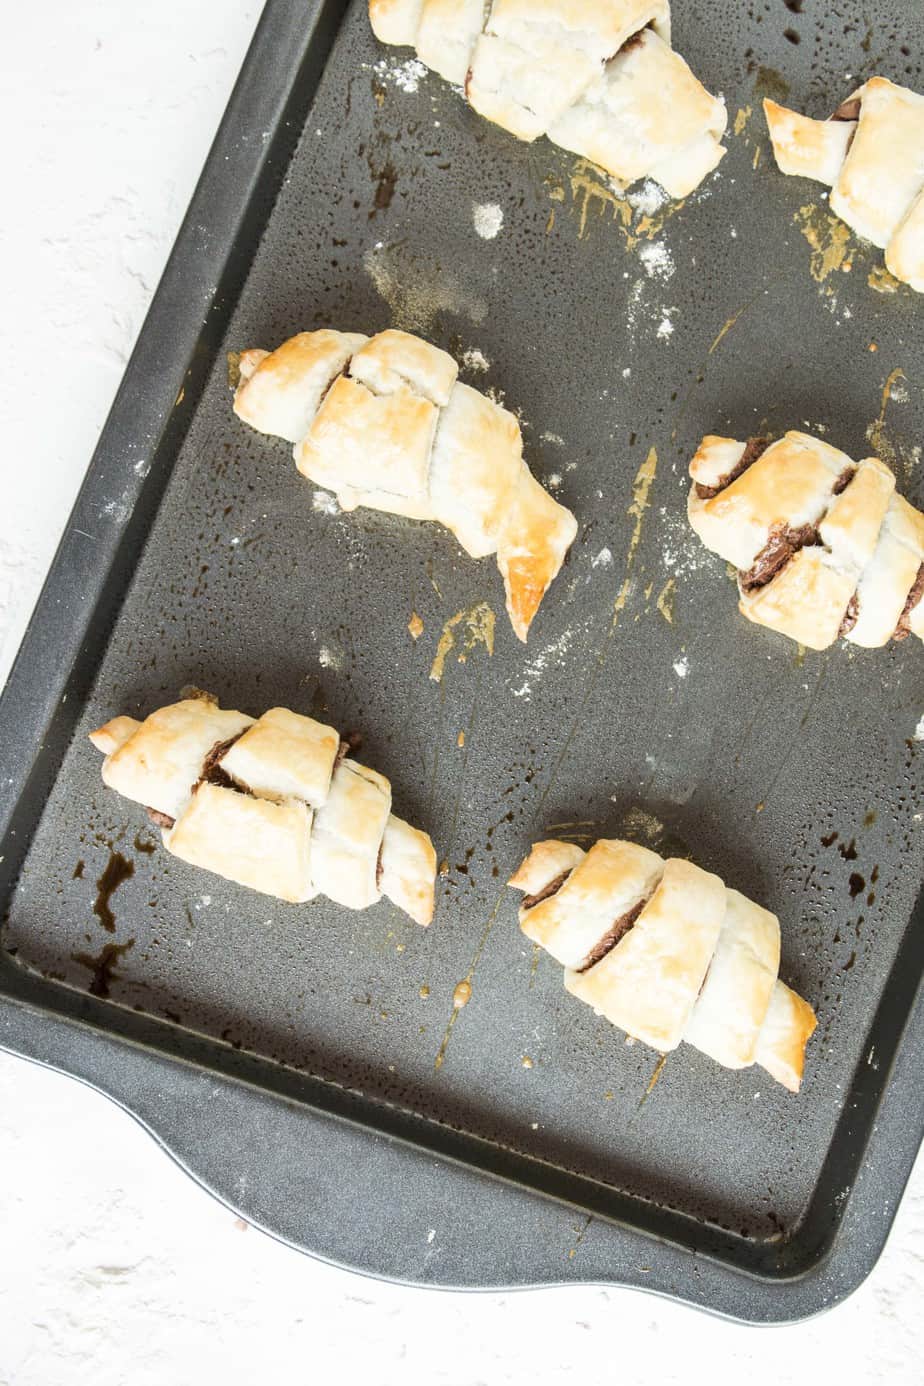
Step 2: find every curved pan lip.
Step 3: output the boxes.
[0,988,919,1325]
[0,0,922,1324]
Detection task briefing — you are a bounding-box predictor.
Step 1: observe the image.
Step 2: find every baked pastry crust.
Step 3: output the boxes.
[511,836,816,1090]
[90,694,436,924]
[369,0,725,199]
[688,430,924,651]
[235,327,577,640]
[765,77,924,292]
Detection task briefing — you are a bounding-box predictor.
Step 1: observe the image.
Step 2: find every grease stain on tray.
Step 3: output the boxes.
[92,851,135,934]
[71,938,135,999]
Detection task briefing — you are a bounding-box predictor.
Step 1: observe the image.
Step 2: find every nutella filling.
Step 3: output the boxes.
[521,870,572,911]
[146,807,175,831]
[198,732,249,793]
[577,894,649,972]
[334,731,362,771]
[739,522,819,592]
[894,563,924,641]
[694,436,770,501]
[832,96,862,121]
[839,593,859,638]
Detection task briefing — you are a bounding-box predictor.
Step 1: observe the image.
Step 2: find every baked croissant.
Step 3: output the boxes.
[764,77,924,291]
[233,328,577,641]
[368,1,726,199]
[687,431,924,651]
[510,838,816,1091]
[89,692,437,925]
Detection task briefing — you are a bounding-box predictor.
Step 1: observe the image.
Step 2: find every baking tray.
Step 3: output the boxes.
[2,0,923,1323]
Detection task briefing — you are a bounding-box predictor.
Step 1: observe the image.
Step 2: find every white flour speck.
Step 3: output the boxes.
[592,547,613,568]
[638,241,674,281]
[546,473,562,490]
[318,646,342,671]
[915,715,924,741]
[540,431,564,446]
[628,179,668,216]
[673,657,689,678]
[313,490,340,515]
[473,202,504,239]
[657,315,674,340]
[510,629,575,700]
[461,346,490,372]
[371,57,427,93]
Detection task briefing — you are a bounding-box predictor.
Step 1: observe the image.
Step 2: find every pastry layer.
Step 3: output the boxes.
[370,0,724,199]
[91,695,436,923]
[765,77,924,292]
[236,327,576,640]
[510,836,816,1089]
[688,430,924,651]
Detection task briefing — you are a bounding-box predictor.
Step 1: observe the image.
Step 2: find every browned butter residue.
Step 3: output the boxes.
[613,448,658,625]
[429,602,495,682]
[452,979,473,1010]
[867,367,907,468]
[794,204,852,283]
[408,611,424,640]
[868,264,901,294]
[562,160,684,249]
[655,578,675,624]
[733,104,752,136]
[92,851,134,934]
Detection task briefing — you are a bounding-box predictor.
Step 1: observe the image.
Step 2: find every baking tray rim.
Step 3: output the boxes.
[1,0,922,1321]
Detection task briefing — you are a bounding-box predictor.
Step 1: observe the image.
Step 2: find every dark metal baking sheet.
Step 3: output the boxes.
[2,0,923,1322]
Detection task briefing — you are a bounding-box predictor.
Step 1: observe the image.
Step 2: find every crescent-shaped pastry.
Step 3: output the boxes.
[89,692,437,925]
[687,430,924,651]
[368,1,726,199]
[233,328,577,640]
[764,77,924,291]
[510,838,816,1091]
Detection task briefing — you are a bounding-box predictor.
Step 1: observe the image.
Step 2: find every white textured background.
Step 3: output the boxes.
[1,4,922,1382]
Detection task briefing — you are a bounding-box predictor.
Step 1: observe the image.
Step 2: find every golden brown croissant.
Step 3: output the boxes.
[510,837,816,1091]
[90,692,436,925]
[369,0,727,199]
[233,328,577,641]
[688,431,924,651]
[765,77,924,292]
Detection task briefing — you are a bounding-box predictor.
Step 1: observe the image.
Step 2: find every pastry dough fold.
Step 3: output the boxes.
[90,695,436,924]
[765,77,924,292]
[369,0,725,198]
[235,327,577,640]
[687,430,924,652]
[510,837,816,1090]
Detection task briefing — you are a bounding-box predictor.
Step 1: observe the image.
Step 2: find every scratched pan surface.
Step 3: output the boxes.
[2,0,924,1318]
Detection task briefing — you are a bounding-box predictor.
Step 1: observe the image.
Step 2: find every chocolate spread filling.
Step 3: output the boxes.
[197,732,249,793]
[521,870,572,911]
[694,436,770,501]
[577,895,649,972]
[832,465,855,495]
[832,97,862,121]
[839,593,859,638]
[146,807,175,830]
[618,27,647,55]
[334,731,362,771]
[894,563,924,641]
[739,523,820,592]
[376,846,384,890]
